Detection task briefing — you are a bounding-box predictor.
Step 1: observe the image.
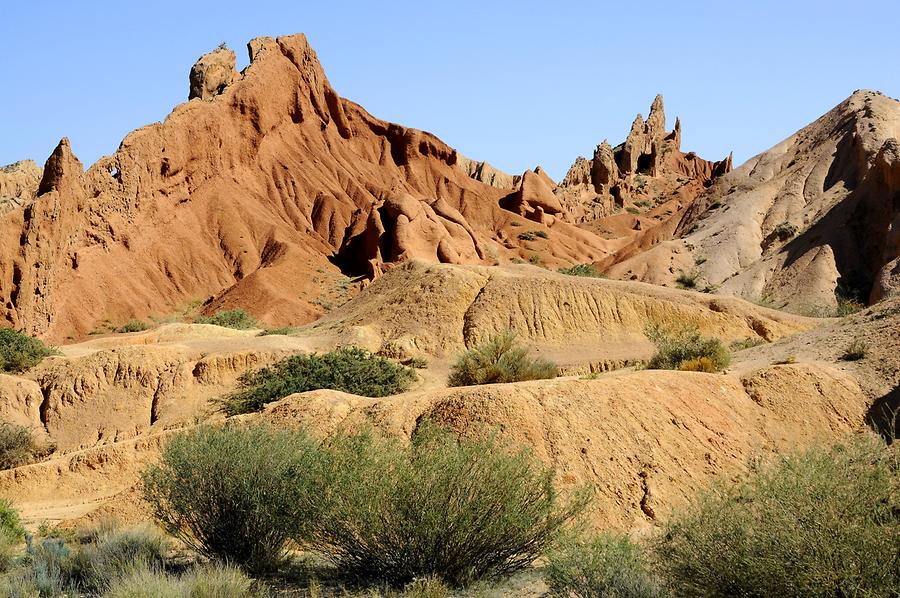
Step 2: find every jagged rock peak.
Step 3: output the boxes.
[37,138,83,196]
[189,44,237,100]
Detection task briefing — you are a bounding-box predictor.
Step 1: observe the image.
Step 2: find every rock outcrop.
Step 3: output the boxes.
[555,95,732,223]
[0,160,41,214]
[188,45,237,100]
[0,35,609,341]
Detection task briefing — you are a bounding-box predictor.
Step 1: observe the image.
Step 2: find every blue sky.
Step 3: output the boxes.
[2,1,898,180]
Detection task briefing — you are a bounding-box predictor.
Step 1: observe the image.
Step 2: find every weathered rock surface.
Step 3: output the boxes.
[188,45,237,100]
[0,160,41,214]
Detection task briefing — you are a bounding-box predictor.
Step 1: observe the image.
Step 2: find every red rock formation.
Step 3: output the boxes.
[0,34,609,341]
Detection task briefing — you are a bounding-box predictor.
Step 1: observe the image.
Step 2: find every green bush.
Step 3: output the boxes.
[448,331,557,387]
[20,537,75,597]
[545,531,666,598]
[113,320,150,334]
[774,221,798,240]
[654,435,900,597]
[729,337,766,351]
[558,264,605,278]
[70,526,168,593]
[104,563,262,598]
[256,327,296,337]
[221,347,415,415]
[0,422,49,470]
[645,325,730,372]
[518,231,538,241]
[142,424,324,574]
[0,499,25,543]
[0,329,56,373]
[195,309,257,330]
[311,424,589,587]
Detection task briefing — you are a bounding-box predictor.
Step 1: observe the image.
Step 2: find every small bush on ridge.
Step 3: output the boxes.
[142,424,324,574]
[0,328,57,373]
[310,424,589,587]
[558,264,605,278]
[221,346,415,415]
[654,435,900,597]
[114,320,150,334]
[448,330,557,387]
[545,531,666,598]
[841,339,867,361]
[0,421,50,470]
[195,309,257,330]
[645,325,730,372]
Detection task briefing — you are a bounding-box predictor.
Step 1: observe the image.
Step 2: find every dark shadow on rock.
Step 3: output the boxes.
[866,385,900,443]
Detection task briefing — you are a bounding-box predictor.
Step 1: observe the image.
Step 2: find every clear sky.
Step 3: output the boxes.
[3,1,899,180]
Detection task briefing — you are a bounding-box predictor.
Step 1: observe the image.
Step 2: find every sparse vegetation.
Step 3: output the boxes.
[104,563,263,598]
[694,256,707,265]
[194,308,257,330]
[69,526,169,594]
[545,531,666,598]
[674,270,700,289]
[841,338,867,361]
[257,326,296,336]
[654,435,900,597]
[142,424,325,574]
[774,221,798,240]
[730,337,766,351]
[510,221,522,227]
[0,328,57,373]
[635,200,651,208]
[0,499,25,544]
[220,346,415,415]
[700,284,719,294]
[645,325,731,372]
[558,264,605,278]
[518,231,538,241]
[448,330,557,387]
[405,357,429,369]
[311,424,589,587]
[836,295,865,316]
[625,206,640,215]
[534,230,549,239]
[113,320,149,334]
[528,254,543,266]
[0,421,49,470]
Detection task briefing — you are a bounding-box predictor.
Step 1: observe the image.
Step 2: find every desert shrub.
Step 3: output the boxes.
[774,221,798,240]
[113,320,149,333]
[0,499,25,542]
[142,424,324,574]
[20,537,76,597]
[528,254,543,266]
[545,531,666,598]
[674,270,699,289]
[104,563,262,598]
[625,207,640,215]
[447,330,557,387]
[0,421,49,470]
[221,347,415,415]
[654,435,900,597]
[310,424,589,588]
[836,295,865,316]
[257,326,296,336]
[677,357,717,372]
[841,338,868,361]
[645,325,730,372]
[729,337,766,351]
[558,264,605,278]
[534,230,549,239]
[70,526,168,593]
[405,357,429,369]
[194,309,257,330]
[517,231,538,241]
[0,328,57,373]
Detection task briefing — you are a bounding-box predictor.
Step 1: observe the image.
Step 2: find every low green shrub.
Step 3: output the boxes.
[729,337,766,351]
[195,309,257,330]
[518,231,538,241]
[774,221,798,240]
[71,526,168,593]
[558,264,605,278]
[0,421,49,470]
[142,424,324,574]
[448,330,557,387]
[0,499,25,542]
[220,347,415,415]
[311,424,589,587]
[104,563,262,598]
[534,230,549,239]
[654,435,900,597]
[841,339,867,361]
[20,537,75,597]
[113,320,150,334]
[545,531,666,598]
[645,325,730,372]
[0,329,57,373]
